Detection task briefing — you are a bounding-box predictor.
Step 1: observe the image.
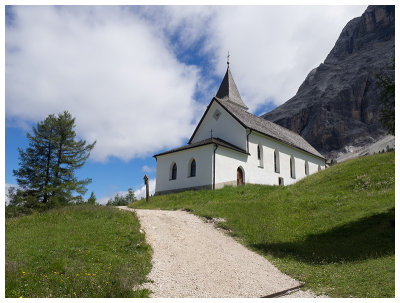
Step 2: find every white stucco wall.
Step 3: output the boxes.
[155,144,214,194]
[191,101,247,151]
[214,131,325,187]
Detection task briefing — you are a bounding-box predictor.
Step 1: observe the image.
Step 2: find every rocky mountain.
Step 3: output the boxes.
[261,5,395,159]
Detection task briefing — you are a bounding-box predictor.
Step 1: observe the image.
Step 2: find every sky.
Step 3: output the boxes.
[5,4,368,204]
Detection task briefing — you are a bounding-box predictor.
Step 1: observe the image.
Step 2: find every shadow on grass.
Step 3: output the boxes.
[252,208,394,264]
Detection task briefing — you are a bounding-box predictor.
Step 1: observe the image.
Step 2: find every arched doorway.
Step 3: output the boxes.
[237,167,244,186]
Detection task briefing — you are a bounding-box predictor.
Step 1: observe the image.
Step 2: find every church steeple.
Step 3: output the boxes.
[215,62,248,110]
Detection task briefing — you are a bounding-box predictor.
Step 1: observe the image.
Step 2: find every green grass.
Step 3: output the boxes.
[5,205,152,298]
[131,152,395,297]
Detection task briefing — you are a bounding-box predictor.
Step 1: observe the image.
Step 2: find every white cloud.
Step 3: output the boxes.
[6,6,200,162]
[142,165,155,173]
[146,5,367,112]
[6,5,368,163]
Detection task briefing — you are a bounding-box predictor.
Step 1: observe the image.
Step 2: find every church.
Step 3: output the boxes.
[154,64,326,195]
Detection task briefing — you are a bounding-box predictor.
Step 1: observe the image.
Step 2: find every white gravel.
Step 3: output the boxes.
[119,207,323,298]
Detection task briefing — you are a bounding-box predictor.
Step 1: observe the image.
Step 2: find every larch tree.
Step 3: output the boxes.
[13,111,96,209]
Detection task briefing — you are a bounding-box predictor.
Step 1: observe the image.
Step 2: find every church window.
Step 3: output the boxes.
[257,145,263,167]
[305,161,309,175]
[189,159,196,177]
[171,163,177,180]
[274,150,280,173]
[290,156,295,179]
[318,165,321,171]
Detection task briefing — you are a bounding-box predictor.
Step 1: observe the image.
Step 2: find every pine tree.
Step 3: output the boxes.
[87,192,96,205]
[13,111,96,208]
[126,188,136,204]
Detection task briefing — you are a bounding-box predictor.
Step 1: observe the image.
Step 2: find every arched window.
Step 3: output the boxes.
[257,144,263,167]
[305,161,309,175]
[274,150,280,173]
[290,156,295,179]
[171,163,177,180]
[318,165,321,172]
[190,159,196,177]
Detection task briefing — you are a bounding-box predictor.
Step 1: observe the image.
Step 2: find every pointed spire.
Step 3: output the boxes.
[215,61,248,110]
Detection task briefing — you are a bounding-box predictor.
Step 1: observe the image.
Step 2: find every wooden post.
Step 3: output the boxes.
[143,174,149,202]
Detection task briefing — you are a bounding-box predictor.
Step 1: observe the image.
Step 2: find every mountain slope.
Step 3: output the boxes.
[261,5,395,158]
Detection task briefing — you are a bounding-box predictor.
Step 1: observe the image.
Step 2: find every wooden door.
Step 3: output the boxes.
[237,167,243,186]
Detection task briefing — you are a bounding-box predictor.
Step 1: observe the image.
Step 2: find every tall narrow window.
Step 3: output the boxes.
[190,159,196,177]
[257,144,263,167]
[318,165,321,171]
[290,156,295,179]
[171,163,177,180]
[305,161,309,175]
[274,150,280,173]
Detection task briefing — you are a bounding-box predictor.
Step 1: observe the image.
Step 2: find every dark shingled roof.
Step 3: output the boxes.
[154,137,249,158]
[214,98,325,159]
[215,67,249,110]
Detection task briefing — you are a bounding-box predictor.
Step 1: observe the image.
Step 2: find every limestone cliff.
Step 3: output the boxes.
[261,5,395,159]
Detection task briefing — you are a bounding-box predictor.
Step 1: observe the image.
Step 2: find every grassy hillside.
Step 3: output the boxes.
[5,205,152,298]
[131,152,395,297]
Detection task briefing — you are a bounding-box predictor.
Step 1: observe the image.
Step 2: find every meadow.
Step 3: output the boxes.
[5,205,152,298]
[131,152,395,297]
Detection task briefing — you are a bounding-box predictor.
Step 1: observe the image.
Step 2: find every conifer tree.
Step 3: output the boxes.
[87,192,96,205]
[13,111,96,208]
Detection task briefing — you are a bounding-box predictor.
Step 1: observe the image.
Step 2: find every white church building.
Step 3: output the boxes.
[154,65,325,195]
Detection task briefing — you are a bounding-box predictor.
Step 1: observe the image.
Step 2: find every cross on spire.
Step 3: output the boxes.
[227,51,230,66]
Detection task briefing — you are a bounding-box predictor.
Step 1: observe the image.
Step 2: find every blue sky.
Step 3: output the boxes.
[5,5,367,203]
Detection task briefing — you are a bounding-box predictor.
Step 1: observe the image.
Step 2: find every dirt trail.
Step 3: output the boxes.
[119,207,323,298]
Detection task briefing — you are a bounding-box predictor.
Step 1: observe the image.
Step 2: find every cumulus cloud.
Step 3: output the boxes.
[142,165,155,173]
[6,5,367,163]
[6,6,200,162]
[142,5,367,111]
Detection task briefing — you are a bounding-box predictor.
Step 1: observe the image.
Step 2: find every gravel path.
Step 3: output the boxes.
[119,207,322,298]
